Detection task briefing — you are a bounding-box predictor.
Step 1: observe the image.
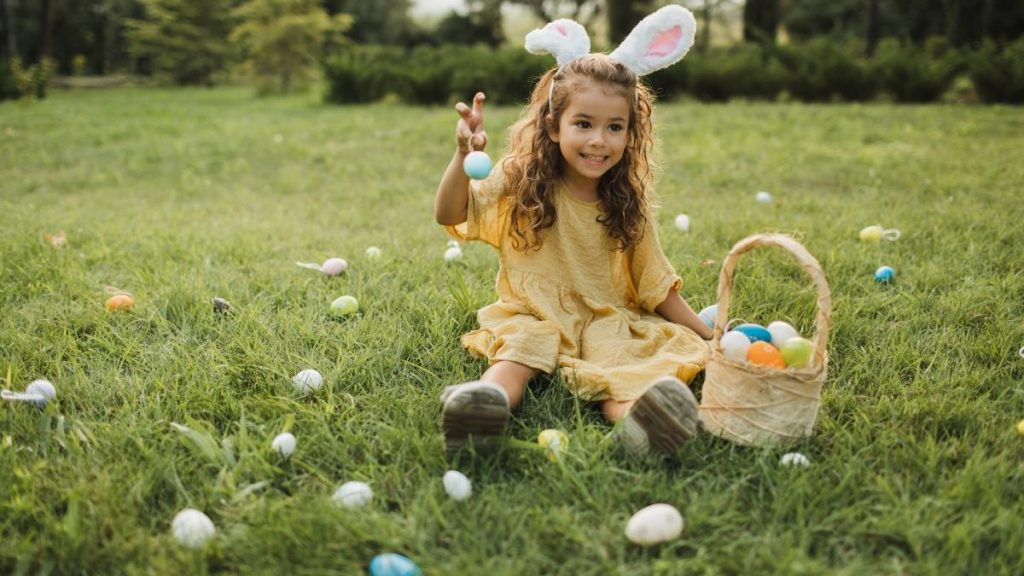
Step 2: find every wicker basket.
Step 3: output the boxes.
[699,233,832,446]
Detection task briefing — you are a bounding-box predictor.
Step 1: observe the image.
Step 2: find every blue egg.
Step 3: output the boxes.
[463,151,492,180]
[369,553,421,576]
[874,265,895,283]
[698,304,718,329]
[732,323,772,344]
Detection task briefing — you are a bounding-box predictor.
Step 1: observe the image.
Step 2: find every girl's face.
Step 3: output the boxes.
[548,79,630,189]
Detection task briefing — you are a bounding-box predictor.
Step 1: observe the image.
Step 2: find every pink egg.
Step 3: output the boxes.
[320,258,348,276]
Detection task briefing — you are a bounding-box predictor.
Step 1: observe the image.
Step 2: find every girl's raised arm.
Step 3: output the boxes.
[435,92,487,226]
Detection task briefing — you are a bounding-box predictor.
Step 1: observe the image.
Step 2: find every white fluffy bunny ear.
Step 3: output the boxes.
[525,19,591,67]
[609,5,696,76]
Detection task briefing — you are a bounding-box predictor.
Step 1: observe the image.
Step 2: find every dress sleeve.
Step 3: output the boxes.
[444,160,509,249]
[630,214,683,313]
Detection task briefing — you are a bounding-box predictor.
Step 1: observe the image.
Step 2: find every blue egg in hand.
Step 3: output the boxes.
[463,151,492,180]
[874,265,895,283]
[369,553,421,576]
[732,323,772,344]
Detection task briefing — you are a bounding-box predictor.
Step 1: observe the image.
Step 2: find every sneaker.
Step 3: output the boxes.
[614,376,700,457]
[441,380,510,456]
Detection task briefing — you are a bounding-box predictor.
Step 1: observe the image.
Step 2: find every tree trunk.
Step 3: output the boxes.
[3,0,17,60]
[700,0,713,51]
[866,0,879,56]
[607,0,653,45]
[742,0,779,45]
[40,0,52,59]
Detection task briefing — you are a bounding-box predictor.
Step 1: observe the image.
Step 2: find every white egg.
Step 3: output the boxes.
[674,214,691,232]
[697,304,718,329]
[767,321,800,349]
[271,432,296,458]
[444,247,463,262]
[171,508,216,549]
[364,246,382,259]
[26,379,57,406]
[442,470,472,501]
[720,331,752,362]
[755,191,773,204]
[624,503,684,546]
[780,452,810,467]
[291,369,323,394]
[332,481,373,509]
[320,258,348,276]
[447,240,460,248]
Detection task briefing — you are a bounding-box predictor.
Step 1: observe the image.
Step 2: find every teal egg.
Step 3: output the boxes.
[369,553,421,576]
[732,323,772,344]
[463,151,492,180]
[874,265,895,283]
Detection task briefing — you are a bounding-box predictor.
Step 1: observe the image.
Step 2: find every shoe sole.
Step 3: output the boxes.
[629,377,699,455]
[443,385,509,456]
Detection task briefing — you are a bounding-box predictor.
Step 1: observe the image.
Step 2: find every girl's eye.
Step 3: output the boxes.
[576,121,591,129]
[609,124,624,132]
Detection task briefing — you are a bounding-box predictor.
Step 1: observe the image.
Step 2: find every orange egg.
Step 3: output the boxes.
[105,294,134,312]
[746,341,786,369]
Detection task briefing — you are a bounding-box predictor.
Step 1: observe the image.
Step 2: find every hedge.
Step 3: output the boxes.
[323,39,1021,105]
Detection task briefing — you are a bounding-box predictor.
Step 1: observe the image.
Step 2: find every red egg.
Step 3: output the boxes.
[746,341,786,369]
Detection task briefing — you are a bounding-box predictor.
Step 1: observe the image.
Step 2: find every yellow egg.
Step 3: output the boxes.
[1017,419,1024,436]
[105,294,134,311]
[537,429,569,462]
[859,225,883,242]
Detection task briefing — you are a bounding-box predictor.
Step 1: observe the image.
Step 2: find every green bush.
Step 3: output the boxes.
[870,39,959,102]
[0,61,18,101]
[1,58,54,100]
[403,45,461,104]
[969,38,1024,104]
[320,40,1014,106]
[775,39,876,102]
[324,44,550,106]
[324,45,410,103]
[644,61,688,100]
[685,45,788,102]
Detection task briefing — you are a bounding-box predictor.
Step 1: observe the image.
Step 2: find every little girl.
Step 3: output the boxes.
[434,6,711,458]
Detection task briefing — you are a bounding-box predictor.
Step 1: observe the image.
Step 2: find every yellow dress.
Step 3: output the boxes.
[446,167,708,401]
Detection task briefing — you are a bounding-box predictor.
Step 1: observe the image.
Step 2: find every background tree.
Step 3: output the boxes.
[125,0,234,85]
[322,0,417,45]
[507,0,601,32]
[432,0,505,47]
[743,0,779,44]
[606,0,656,44]
[232,0,351,94]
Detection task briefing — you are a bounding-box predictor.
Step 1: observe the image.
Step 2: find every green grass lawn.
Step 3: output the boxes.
[1,86,1022,575]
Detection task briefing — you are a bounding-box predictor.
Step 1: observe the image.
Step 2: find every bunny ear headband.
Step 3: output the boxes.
[525,4,697,77]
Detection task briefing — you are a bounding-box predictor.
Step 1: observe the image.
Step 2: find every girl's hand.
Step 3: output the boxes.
[455,92,487,154]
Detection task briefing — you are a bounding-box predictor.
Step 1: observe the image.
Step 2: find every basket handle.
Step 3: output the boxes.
[712,233,832,365]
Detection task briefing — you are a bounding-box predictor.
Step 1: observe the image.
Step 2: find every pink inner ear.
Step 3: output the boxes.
[646,26,682,57]
[554,23,568,36]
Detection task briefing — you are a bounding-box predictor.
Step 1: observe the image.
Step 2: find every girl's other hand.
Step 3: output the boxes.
[455,92,487,154]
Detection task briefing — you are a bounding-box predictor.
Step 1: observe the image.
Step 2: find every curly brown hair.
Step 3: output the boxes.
[501,53,656,252]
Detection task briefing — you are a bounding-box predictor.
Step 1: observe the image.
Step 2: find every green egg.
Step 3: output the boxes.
[780,337,813,368]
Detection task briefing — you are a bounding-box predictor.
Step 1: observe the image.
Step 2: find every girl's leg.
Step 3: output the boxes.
[441,360,540,456]
[608,377,700,457]
[481,360,540,409]
[601,399,636,423]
